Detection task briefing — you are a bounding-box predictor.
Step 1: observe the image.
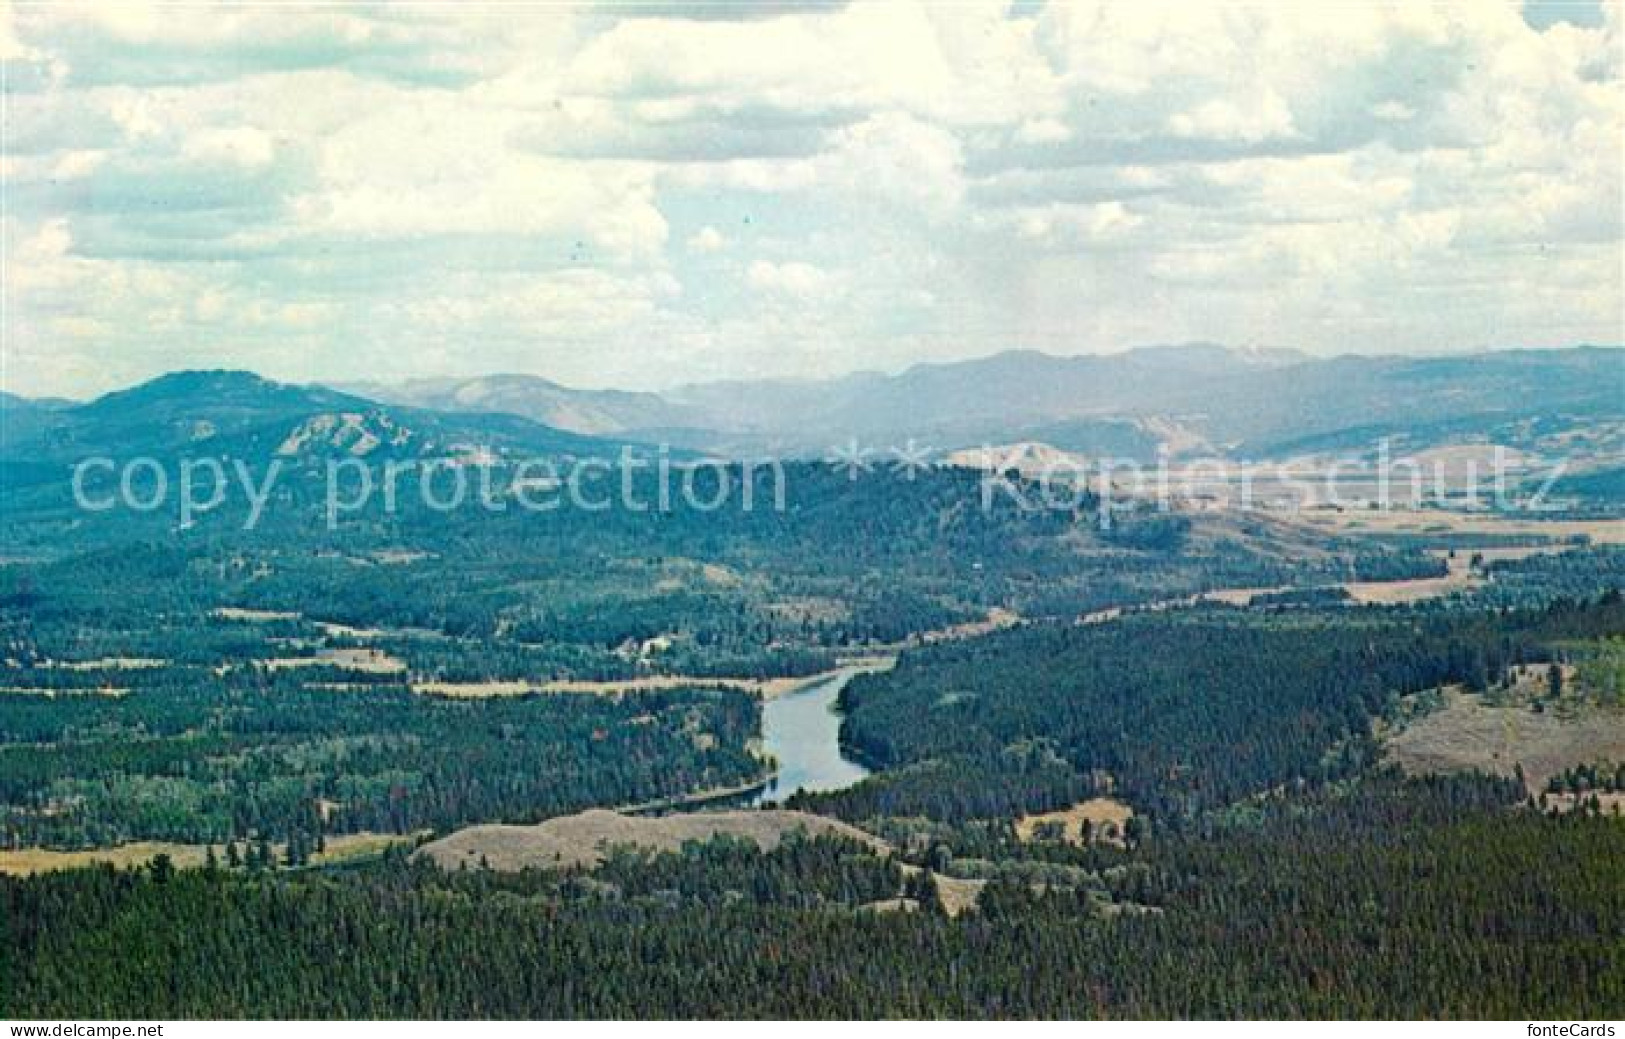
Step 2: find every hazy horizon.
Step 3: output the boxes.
[5,2,1623,399]
[8,338,1625,404]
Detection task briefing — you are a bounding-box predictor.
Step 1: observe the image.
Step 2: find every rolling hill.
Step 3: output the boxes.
[0,370,648,493]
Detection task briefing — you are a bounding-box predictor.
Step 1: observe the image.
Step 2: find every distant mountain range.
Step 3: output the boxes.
[339,375,694,438]
[340,344,1623,461]
[2,347,1621,488]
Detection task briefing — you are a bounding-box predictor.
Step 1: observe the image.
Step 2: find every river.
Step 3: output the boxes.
[751,668,871,805]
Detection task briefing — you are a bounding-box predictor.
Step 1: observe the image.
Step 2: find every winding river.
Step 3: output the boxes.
[751,669,871,805]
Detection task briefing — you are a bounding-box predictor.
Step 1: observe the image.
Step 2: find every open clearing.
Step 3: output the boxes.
[1384,687,1625,793]
[0,687,129,698]
[1547,791,1625,815]
[906,869,984,916]
[1291,509,1625,545]
[413,675,779,698]
[853,877,991,917]
[265,648,407,674]
[1343,571,1478,604]
[1082,544,1580,620]
[416,808,887,871]
[1340,546,1566,604]
[37,657,166,671]
[1015,797,1135,845]
[0,831,414,876]
[211,607,301,622]
[413,661,895,701]
[417,808,986,914]
[0,841,208,875]
[915,608,1022,644]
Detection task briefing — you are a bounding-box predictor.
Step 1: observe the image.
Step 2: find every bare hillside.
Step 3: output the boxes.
[416,808,885,872]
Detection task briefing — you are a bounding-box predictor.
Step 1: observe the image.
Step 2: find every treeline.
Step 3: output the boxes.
[1472,545,1625,609]
[1546,762,1625,795]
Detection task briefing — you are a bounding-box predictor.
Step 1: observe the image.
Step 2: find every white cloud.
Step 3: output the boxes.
[1006,200,1144,242]
[2,2,1620,397]
[1167,91,1297,144]
[687,226,728,253]
[181,125,276,168]
[824,111,965,217]
[292,97,668,258]
[1015,118,1071,144]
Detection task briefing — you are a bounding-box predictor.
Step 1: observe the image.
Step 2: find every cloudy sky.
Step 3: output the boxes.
[3,1,1621,398]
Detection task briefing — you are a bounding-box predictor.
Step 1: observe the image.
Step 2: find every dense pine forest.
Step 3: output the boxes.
[810,594,1625,822]
[0,677,761,848]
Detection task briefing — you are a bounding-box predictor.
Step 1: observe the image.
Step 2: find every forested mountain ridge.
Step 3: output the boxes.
[0,459,1446,689]
[0,370,645,493]
[7,349,1621,499]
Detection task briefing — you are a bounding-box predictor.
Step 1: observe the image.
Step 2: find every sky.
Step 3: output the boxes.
[2,1,1622,399]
